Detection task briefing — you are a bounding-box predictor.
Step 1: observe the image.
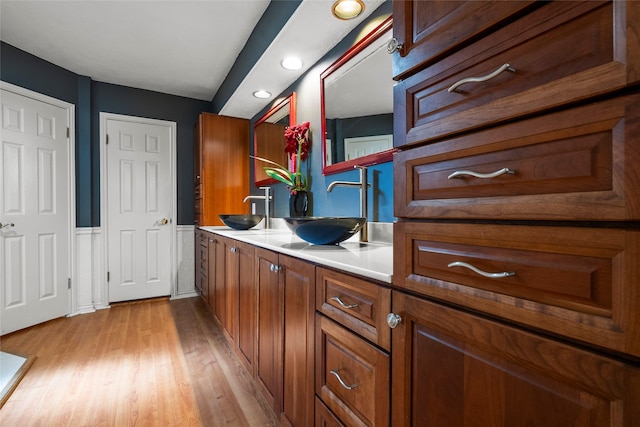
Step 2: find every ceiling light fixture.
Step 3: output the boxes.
[253,90,271,99]
[332,0,365,20]
[281,57,303,71]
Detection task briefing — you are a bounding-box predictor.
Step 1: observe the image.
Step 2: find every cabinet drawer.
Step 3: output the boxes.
[316,267,391,351]
[394,1,640,148]
[394,93,640,221]
[390,291,640,427]
[316,315,390,426]
[392,0,537,80]
[394,221,640,357]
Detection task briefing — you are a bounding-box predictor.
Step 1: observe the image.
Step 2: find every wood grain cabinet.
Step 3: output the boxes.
[393,1,640,148]
[391,1,640,425]
[254,248,315,427]
[315,268,392,425]
[194,113,250,226]
[389,291,640,427]
[194,229,208,300]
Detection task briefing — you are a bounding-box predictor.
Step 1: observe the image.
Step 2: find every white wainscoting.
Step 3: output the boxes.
[71,226,196,316]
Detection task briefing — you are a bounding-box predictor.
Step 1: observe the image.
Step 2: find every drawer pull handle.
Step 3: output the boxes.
[448,261,515,279]
[448,63,516,93]
[448,168,514,180]
[330,369,358,390]
[331,296,359,309]
[387,37,403,54]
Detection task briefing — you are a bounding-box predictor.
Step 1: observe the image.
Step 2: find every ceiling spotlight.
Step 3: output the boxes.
[281,57,303,71]
[332,0,365,20]
[253,90,271,99]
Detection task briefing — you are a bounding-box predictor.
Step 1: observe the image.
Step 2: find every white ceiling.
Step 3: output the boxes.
[1,0,386,119]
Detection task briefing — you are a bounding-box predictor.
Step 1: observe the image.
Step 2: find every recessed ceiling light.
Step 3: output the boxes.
[332,0,365,20]
[253,90,271,99]
[281,57,303,71]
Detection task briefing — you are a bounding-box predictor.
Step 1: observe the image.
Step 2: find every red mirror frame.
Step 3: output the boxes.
[321,16,394,175]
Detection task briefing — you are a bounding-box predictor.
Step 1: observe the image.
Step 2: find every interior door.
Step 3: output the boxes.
[103,114,174,302]
[0,85,72,334]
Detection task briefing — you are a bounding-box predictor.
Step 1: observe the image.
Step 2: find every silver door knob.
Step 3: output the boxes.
[0,222,15,230]
[387,313,402,329]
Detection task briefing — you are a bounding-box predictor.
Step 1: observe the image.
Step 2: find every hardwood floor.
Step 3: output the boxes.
[0,297,278,426]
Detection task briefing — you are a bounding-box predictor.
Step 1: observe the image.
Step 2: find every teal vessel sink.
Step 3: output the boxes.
[219,214,264,230]
[283,217,366,245]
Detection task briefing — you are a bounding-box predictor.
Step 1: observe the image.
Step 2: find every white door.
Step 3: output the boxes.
[344,134,393,160]
[0,84,73,334]
[102,114,175,302]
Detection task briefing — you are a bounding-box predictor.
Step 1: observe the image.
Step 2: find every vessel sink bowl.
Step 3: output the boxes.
[219,214,264,230]
[283,217,366,245]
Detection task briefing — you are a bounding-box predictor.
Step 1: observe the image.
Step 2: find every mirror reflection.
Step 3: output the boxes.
[254,93,296,185]
[322,17,394,174]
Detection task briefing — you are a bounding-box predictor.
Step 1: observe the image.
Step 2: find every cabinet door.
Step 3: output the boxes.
[213,236,227,328]
[199,113,250,225]
[236,240,256,373]
[390,291,640,427]
[392,0,536,80]
[280,254,315,427]
[224,240,239,342]
[255,247,283,414]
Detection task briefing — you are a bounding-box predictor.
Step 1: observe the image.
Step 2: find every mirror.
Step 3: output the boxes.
[321,16,394,175]
[254,92,296,186]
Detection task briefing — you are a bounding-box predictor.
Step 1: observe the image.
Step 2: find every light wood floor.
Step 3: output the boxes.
[0,297,278,426]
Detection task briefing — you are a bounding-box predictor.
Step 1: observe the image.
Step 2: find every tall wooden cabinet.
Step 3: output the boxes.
[391,1,640,425]
[194,113,250,226]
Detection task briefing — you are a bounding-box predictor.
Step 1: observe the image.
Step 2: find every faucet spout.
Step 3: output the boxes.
[326,166,369,242]
[243,186,272,229]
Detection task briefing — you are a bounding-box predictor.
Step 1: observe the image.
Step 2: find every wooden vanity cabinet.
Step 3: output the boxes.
[194,113,250,226]
[391,1,640,425]
[390,291,640,427]
[393,1,640,149]
[315,267,392,425]
[254,248,315,427]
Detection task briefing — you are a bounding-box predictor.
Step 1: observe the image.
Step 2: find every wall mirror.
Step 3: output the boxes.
[254,92,296,186]
[321,16,394,175]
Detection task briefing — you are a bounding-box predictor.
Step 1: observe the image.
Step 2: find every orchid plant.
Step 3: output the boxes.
[253,121,310,194]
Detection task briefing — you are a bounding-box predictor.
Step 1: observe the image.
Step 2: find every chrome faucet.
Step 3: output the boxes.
[243,186,272,229]
[327,165,370,242]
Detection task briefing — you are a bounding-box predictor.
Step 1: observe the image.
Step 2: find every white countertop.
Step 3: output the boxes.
[199,221,393,284]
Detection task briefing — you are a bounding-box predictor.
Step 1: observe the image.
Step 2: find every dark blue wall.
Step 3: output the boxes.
[1,41,209,226]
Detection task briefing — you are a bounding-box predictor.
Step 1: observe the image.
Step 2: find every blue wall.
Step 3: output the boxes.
[248,1,395,222]
[1,41,209,226]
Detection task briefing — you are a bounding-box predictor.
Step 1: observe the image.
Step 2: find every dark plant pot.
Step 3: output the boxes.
[289,190,309,217]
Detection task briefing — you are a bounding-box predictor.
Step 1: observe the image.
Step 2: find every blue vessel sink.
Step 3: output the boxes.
[219,214,264,230]
[283,217,366,245]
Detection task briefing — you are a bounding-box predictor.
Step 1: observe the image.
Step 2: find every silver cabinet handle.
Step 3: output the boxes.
[0,222,15,230]
[269,264,281,273]
[230,247,238,253]
[448,167,515,180]
[448,261,515,278]
[448,63,516,93]
[330,296,359,309]
[387,37,403,54]
[330,369,357,390]
[387,313,402,329]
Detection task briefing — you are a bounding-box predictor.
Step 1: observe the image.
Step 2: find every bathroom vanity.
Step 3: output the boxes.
[195,222,393,426]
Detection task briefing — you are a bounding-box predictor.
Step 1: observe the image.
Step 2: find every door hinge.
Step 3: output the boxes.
[106,134,109,145]
[66,127,70,138]
[68,278,71,289]
[107,271,110,282]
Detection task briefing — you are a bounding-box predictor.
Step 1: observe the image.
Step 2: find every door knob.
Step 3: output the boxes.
[387,313,402,329]
[159,218,169,225]
[0,222,15,230]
